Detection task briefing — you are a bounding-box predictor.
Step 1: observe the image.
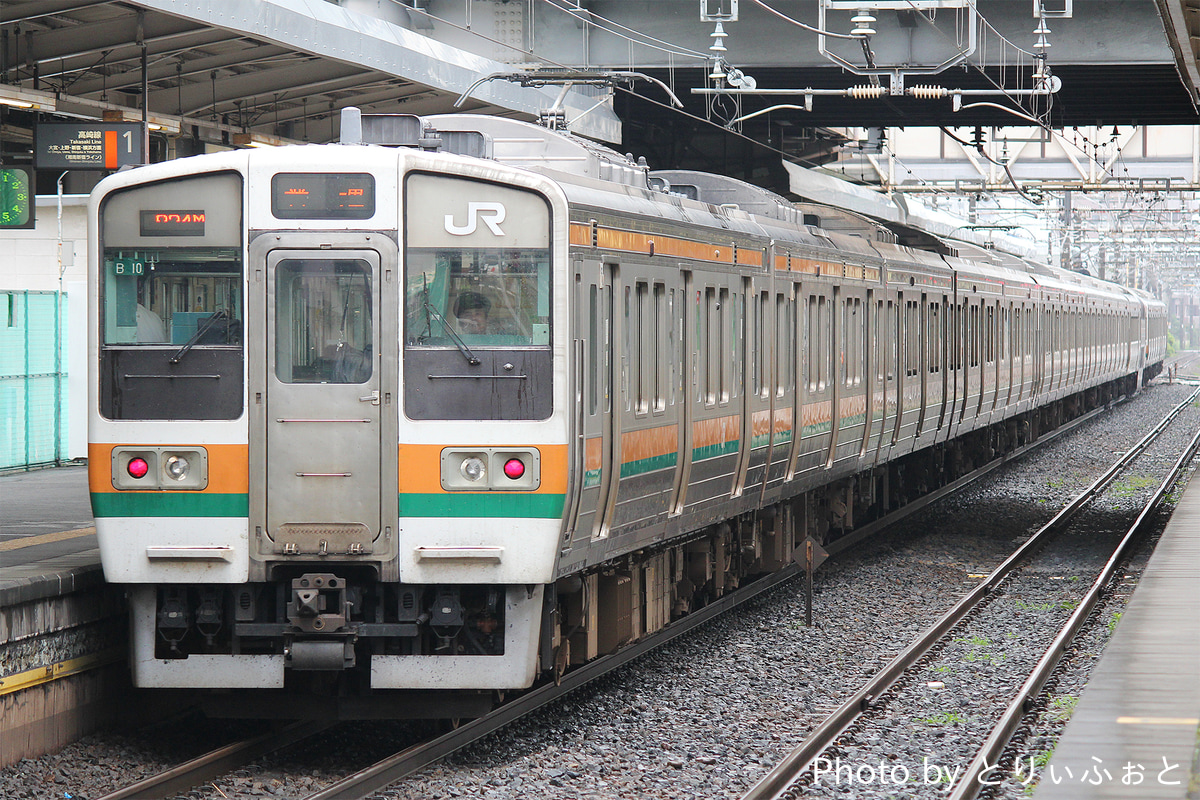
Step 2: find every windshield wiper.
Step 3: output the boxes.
[423,302,480,365]
[170,310,230,364]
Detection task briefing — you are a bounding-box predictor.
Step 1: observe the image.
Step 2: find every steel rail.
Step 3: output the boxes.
[95,720,335,800]
[741,386,1200,800]
[946,413,1200,800]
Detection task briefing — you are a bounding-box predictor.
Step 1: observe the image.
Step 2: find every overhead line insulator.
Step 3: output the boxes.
[846,85,886,100]
[909,85,950,100]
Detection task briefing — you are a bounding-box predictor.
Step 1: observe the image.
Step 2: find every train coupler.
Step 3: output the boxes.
[285,573,358,670]
[287,573,350,633]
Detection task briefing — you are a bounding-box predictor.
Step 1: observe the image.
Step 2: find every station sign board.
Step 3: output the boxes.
[35,122,144,170]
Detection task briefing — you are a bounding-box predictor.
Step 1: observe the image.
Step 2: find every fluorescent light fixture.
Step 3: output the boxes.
[232,132,284,148]
[0,85,57,111]
[146,114,182,135]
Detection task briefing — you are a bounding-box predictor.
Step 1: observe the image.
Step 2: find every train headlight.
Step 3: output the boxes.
[164,455,190,481]
[112,447,207,490]
[440,448,539,491]
[460,456,487,482]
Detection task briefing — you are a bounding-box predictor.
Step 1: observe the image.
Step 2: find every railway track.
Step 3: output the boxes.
[741,386,1200,800]
[93,721,334,800]
[89,564,799,800]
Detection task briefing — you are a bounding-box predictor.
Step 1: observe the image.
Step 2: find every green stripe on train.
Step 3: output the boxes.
[90,492,249,517]
[620,452,678,478]
[751,431,795,448]
[399,493,566,518]
[692,440,740,462]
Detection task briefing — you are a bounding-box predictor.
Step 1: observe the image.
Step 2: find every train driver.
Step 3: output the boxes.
[454,291,492,335]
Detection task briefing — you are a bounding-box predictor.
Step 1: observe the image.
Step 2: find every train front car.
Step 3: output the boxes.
[89,143,570,712]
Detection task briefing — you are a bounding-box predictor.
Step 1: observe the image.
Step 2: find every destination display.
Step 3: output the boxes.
[271,172,374,219]
[140,210,206,236]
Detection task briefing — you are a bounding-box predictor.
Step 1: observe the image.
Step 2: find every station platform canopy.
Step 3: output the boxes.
[0,0,622,148]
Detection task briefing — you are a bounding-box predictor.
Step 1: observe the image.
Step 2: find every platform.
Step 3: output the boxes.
[1034,465,1200,798]
[0,464,128,767]
[1,463,100,602]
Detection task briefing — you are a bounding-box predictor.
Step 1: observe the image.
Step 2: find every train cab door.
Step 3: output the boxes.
[255,245,394,560]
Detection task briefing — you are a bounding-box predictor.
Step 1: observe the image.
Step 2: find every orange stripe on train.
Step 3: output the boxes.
[692,414,741,448]
[621,425,679,463]
[87,443,249,494]
[397,443,569,494]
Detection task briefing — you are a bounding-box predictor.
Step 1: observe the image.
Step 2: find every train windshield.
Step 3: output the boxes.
[97,171,244,421]
[100,246,242,347]
[405,247,550,348]
[403,173,551,350]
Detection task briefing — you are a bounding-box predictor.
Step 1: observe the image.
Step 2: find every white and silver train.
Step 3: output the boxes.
[88,110,1166,716]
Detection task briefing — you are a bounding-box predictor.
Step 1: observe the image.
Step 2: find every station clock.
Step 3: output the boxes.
[0,168,35,229]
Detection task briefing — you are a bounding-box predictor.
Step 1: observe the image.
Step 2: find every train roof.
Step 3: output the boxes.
[339,110,1157,308]
[421,113,649,188]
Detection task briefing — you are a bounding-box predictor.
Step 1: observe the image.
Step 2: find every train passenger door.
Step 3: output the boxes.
[259,247,391,557]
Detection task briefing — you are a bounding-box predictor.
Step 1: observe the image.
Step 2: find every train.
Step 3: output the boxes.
[87,109,1166,717]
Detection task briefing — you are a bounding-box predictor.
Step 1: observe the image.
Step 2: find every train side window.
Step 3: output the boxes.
[1028,307,1035,358]
[964,304,974,371]
[1014,307,1020,360]
[840,297,848,386]
[986,304,995,364]
[883,300,895,381]
[628,281,648,417]
[927,301,940,374]
[776,292,792,396]
[588,284,599,415]
[855,297,864,386]
[722,288,733,404]
[624,284,634,413]
[755,291,770,399]
[817,295,828,392]
[653,283,665,413]
[880,299,889,382]
[842,296,862,387]
[904,299,920,378]
[671,288,681,406]
[723,288,732,402]
[704,286,718,406]
[806,295,817,392]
